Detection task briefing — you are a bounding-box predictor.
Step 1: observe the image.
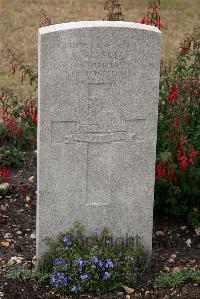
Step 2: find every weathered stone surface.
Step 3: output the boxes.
[37,21,161,257]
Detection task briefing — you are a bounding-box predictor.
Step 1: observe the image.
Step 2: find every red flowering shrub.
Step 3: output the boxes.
[139,0,166,30]
[0,91,37,168]
[155,27,200,227]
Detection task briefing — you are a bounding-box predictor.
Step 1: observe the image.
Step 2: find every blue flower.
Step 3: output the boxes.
[50,274,56,283]
[103,271,111,280]
[55,258,63,264]
[74,258,84,267]
[98,260,104,268]
[63,264,68,271]
[63,236,72,246]
[71,285,79,292]
[61,276,68,286]
[80,273,89,280]
[105,258,114,268]
[95,229,100,236]
[91,256,98,264]
[134,266,138,272]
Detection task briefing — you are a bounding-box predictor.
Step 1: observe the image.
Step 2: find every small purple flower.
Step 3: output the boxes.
[57,272,61,277]
[91,256,98,264]
[98,260,104,268]
[103,271,111,280]
[63,264,68,271]
[71,285,79,292]
[80,273,89,280]
[63,236,72,246]
[74,258,84,267]
[95,229,100,236]
[50,274,56,283]
[134,266,138,272]
[106,259,114,268]
[55,258,63,264]
[61,276,68,286]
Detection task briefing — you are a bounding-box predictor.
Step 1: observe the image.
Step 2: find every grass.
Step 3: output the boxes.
[0,0,200,95]
[155,268,200,289]
[6,265,49,283]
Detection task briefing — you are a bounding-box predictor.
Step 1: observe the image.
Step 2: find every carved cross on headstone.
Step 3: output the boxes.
[51,83,147,206]
[52,115,146,206]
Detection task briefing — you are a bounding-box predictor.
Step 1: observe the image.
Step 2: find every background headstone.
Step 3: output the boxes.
[37,21,161,258]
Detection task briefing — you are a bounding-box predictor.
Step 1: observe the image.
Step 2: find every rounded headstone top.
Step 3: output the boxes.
[39,21,161,35]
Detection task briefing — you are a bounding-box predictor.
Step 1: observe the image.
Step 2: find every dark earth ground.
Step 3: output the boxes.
[0,157,199,298]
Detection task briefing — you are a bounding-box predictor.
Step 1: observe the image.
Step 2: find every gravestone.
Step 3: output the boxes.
[37,21,161,258]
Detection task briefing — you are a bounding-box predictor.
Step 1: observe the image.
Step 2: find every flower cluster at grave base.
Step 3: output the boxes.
[155,27,200,227]
[0,91,37,171]
[38,223,146,295]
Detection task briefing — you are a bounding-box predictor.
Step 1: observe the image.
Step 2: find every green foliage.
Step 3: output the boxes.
[0,145,24,167]
[8,48,38,89]
[38,223,147,295]
[155,268,200,289]
[187,208,200,228]
[155,27,200,226]
[6,265,49,283]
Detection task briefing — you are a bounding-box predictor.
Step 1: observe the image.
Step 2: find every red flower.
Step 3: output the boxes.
[26,107,37,125]
[139,0,165,30]
[177,150,188,169]
[5,117,17,133]
[0,167,11,177]
[188,147,198,164]
[173,134,178,146]
[168,116,173,124]
[168,83,178,105]
[174,115,180,128]
[139,16,152,25]
[184,116,190,124]
[191,90,198,95]
[167,166,175,183]
[156,16,165,30]
[166,132,170,141]
[155,161,166,178]
[16,127,24,137]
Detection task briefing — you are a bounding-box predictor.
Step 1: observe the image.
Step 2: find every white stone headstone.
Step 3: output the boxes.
[37,21,161,258]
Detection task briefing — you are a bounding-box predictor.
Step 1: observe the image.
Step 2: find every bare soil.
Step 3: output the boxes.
[0,158,199,298]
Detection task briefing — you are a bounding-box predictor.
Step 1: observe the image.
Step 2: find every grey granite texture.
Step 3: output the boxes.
[37,21,161,258]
